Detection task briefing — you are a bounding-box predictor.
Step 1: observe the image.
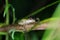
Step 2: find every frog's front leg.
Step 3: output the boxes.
[8,29,16,40]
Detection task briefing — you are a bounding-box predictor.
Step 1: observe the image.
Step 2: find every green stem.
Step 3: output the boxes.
[9,4,16,24]
[12,6,16,24]
[6,0,8,5]
[5,0,9,25]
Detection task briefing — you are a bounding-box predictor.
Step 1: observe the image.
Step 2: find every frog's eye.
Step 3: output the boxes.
[35,18,40,22]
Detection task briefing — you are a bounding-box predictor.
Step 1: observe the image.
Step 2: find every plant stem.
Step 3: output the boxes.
[5,0,9,25]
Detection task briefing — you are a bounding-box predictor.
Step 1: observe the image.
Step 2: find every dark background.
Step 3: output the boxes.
[0,0,58,23]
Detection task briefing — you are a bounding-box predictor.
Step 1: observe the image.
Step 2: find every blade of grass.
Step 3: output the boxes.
[3,0,9,25]
[52,3,60,18]
[42,3,60,40]
[9,4,16,24]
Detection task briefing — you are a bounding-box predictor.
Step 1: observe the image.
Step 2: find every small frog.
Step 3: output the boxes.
[18,18,40,25]
[7,18,40,40]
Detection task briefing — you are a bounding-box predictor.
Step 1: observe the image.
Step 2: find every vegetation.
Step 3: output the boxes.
[0,0,60,40]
